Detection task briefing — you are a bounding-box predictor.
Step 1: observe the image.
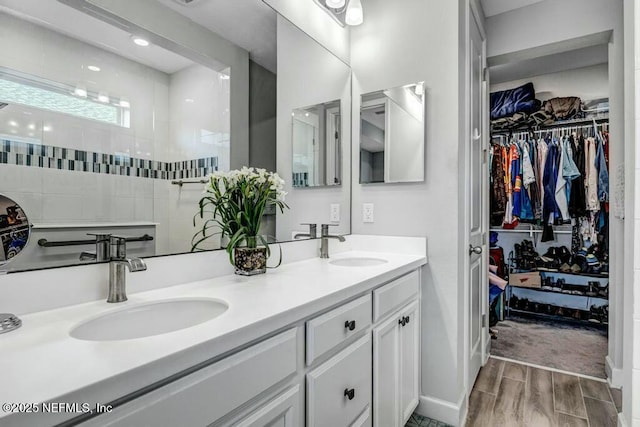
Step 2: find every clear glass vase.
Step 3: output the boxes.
[233,246,267,276]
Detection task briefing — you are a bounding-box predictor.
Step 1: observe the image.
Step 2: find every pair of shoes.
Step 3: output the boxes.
[589,282,609,299]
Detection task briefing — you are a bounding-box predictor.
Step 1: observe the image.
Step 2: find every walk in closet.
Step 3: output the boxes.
[487,58,612,378]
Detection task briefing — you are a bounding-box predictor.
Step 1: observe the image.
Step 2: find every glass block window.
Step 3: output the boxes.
[0,77,128,127]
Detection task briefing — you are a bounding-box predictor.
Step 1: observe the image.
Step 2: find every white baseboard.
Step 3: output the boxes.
[606,355,624,388]
[416,393,466,426]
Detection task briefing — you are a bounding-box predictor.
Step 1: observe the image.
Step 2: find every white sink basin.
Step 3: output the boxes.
[70,298,228,341]
[329,257,388,267]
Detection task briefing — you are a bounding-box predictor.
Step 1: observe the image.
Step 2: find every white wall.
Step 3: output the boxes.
[276,16,351,241]
[263,0,350,65]
[82,0,250,170]
[624,0,639,423]
[490,63,609,101]
[168,64,230,166]
[350,0,464,421]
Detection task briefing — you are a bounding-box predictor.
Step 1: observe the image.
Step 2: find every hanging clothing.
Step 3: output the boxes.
[595,134,609,202]
[555,138,570,222]
[585,137,600,212]
[541,141,560,241]
[562,137,581,203]
[568,134,587,217]
[490,145,507,226]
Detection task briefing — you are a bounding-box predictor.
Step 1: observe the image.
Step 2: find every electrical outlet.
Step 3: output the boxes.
[362,203,374,223]
[330,204,340,222]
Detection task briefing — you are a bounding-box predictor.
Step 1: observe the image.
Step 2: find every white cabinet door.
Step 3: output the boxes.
[234,385,300,427]
[373,314,400,427]
[399,301,420,425]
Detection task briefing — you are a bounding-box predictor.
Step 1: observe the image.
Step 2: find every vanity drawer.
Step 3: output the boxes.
[307,334,372,427]
[373,270,419,322]
[306,294,372,365]
[81,328,298,427]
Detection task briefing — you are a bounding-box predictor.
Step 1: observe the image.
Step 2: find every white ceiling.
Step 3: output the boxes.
[480,0,546,17]
[0,0,194,74]
[155,0,277,73]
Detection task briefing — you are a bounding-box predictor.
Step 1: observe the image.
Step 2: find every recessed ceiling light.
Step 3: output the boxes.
[132,36,150,47]
[305,112,310,117]
[98,92,110,103]
[28,124,35,130]
[8,120,18,127]
[185,98,195,103]
[43,125,52,132]
[87,65,101,72]
[119,99,130,108]
[219,74,230,80]
[74,86,87,97]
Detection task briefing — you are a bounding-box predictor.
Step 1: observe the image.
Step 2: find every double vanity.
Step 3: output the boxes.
[0,235,427,427]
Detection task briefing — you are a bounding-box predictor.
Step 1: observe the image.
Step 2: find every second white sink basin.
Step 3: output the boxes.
[70,298,228,341]
[329,257,388,267]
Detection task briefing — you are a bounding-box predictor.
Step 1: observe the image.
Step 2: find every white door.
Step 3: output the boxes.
[373,314,400,427]
[398,301,420,426]
[466,7,488,392]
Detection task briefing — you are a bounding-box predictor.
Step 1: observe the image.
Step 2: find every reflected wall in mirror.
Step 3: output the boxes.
[275,16,351,242]
[0,0,351,272]
[291,100,341,187]
[0,194,30,266]
[359,82,425,184]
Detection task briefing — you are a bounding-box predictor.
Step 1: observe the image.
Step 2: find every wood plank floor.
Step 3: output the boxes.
[466,358,621,427]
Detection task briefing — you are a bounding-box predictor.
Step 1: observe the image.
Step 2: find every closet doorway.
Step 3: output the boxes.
[486,47,613,380]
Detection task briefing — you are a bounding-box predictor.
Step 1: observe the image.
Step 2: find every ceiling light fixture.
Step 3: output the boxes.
[345,0,364,26]
[98,92,110,103]
[119,99,130,108]
[132,36,150,47]
[326,0,346,8]
[87,65,101,72]
[8,120,18,127]
[219,74,230,80]
[74,86,87,97]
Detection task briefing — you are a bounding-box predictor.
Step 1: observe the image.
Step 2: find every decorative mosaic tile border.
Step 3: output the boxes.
[0,139,217,180]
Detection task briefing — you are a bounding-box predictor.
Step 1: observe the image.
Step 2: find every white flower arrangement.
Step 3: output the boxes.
[192,167,289,260]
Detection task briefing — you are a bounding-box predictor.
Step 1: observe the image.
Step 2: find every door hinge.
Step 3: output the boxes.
[482,314,487,328]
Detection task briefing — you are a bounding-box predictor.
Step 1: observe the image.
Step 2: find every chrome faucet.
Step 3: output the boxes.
[320,224,345,259]
[294,223,317,240]
[107,236,147,303]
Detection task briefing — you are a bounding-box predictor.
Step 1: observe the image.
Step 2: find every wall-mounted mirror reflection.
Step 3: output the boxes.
[0,0,351,272]
[291,100,341,187]
[359,82,425,184]
[0,194,30,266]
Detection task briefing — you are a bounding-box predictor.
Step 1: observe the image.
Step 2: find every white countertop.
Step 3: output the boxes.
[0,249,426,426]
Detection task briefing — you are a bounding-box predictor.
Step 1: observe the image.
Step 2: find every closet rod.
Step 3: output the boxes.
[492,116,609,135]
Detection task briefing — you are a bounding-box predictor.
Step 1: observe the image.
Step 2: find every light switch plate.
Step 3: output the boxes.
[330,204,340,222]
[362,203,374,223]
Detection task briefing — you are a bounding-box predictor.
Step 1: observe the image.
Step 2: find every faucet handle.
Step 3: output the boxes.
[300,223,317,238]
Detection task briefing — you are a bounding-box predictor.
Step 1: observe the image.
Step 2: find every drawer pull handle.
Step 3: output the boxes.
[344,388,355,400]
[405,315,410,324]
[344,320,356,331]
[399,316,410,327]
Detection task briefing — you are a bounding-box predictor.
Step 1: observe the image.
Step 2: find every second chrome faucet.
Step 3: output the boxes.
[81,234,147,303]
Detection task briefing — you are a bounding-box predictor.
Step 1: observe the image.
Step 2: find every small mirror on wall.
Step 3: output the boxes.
[291,100,342,187]
[0,195,30,267]
[360,82,425,184]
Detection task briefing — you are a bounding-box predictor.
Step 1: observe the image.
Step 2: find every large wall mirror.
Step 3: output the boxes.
[0,0,351,272]
[359,82,425,184]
